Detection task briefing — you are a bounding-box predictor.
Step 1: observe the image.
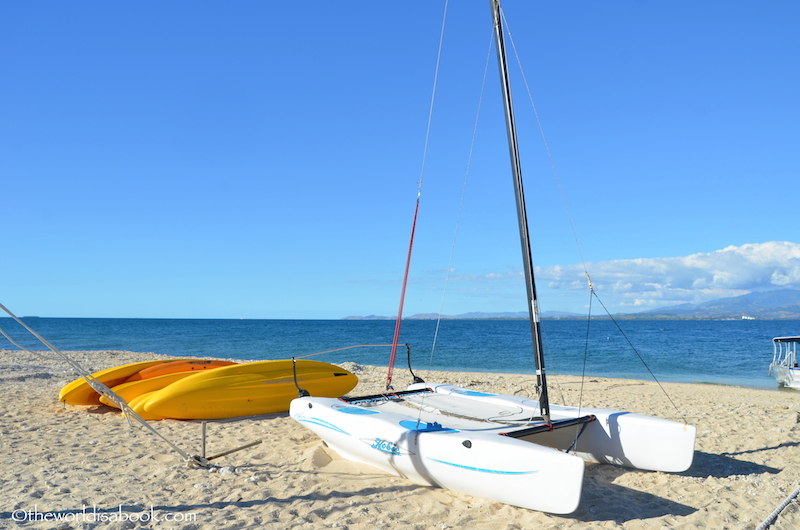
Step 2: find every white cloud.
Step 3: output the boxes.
[538,241,800,309]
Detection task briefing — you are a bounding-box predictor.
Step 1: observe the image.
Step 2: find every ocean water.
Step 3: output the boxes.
[2,317,798,390]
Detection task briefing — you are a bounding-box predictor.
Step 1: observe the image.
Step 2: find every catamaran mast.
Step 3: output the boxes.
[490,0,550,423]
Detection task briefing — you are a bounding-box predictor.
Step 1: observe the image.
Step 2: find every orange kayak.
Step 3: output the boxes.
[59,360,179,405]
[125,359,237,382]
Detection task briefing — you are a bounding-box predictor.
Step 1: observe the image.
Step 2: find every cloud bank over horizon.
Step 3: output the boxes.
[538,241,800,310]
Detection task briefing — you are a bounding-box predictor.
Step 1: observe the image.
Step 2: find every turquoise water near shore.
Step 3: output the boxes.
[2,317,798,390]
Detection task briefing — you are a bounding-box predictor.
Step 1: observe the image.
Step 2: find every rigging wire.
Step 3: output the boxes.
[0,326,59,360]
[0,301,202,465]
[386,202,419,390]
[293,343,405,359]
[429,29,494,366]
[591,293,689,424]
[502,11,591,283]
[578,292,593,414]
[563,290,595,449]
[502,12,689,424]
[386,0,449,390]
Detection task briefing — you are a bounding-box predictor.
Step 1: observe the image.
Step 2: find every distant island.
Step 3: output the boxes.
[343,289,800,321]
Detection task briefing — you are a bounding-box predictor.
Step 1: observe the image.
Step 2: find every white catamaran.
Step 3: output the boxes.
[290,0,696,514]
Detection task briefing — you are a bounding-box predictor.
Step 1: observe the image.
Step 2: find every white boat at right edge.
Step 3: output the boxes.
[770,336,800,389]
[291,0,696,515]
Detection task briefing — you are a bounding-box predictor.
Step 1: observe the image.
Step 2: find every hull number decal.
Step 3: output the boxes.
[359,437,414,456]
[372,438,402,455]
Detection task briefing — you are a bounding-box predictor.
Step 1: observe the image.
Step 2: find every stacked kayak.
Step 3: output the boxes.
[59,359,357,420]
[59,359,195,406]
[95,360,237,406]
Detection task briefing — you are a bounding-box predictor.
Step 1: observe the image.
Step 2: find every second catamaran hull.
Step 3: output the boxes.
[290,396,585,515]
[413,383,696,473]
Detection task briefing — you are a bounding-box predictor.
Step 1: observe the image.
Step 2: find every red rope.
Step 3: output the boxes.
[386,198,420,390]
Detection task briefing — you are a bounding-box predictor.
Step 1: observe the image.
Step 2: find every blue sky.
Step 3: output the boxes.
[2,1,799,319]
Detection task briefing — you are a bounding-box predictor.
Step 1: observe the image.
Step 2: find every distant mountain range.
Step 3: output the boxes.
[631,289,800,320]
[342,289,800,320]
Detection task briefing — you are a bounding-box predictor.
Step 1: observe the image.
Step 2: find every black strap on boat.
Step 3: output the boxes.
[344,388,433,405]
[501,414,596,439]
[291,357,310,397]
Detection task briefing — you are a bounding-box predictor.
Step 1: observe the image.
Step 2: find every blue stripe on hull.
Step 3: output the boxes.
[299,418,350,436]
[427,457,538,475]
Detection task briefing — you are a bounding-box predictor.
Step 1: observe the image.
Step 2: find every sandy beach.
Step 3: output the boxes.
[2,349,800,529]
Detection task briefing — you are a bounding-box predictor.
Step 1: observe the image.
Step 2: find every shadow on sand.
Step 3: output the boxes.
[685,450,782,478]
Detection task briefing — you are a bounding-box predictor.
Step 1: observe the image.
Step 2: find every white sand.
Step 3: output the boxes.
[2,349,800,529]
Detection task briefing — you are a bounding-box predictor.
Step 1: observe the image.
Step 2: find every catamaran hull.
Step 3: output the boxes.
[536,406,695,472]
[416,383,696,473]
[290,396,585,514]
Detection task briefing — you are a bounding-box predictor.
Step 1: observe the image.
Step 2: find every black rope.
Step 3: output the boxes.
[291,357,310,397]
[579,292,593,412]
[566,420,592,454]
[406,344,425,384]
[566,290,595,452]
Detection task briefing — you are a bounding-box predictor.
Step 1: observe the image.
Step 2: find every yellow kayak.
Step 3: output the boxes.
[126,391,165,421]
[144,359,358,420]
[99,371,202,408]
[58,360,179,405]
